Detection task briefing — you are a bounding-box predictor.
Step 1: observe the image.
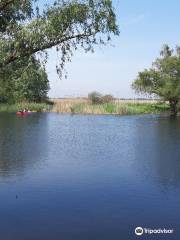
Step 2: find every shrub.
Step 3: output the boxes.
[88,91,103,104]
[101,94,114,103]
[88,92,114,105]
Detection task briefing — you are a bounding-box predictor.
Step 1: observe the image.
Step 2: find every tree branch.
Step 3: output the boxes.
[0,0,119,70]
[3,32,95,67]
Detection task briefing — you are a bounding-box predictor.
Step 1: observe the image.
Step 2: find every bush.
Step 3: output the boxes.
[101,94,114,103]
[88,91,103,104]
[88,92,114,105]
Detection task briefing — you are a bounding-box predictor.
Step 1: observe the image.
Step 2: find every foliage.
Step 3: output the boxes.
[0,102,52,112]
[14,57,49,102]
[0,56,49,103]
[51,99,169,115]
[0,0,119,77]
[0,0,34,33]
[88,91,103,104]
[0,101,169,115]
[104,103,116,113]
[118,103,169,115]
[0,0,118,103]
[88,92,114,104]
[132,44,180,116]
[101,94,114,103]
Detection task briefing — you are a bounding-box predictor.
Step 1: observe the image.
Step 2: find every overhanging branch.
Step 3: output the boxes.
[2,32,95,67]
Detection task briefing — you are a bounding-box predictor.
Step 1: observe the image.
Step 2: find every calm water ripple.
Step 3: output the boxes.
[0,113,180,239]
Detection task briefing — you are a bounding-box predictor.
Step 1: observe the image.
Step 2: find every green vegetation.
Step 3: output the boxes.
[52,99,170,115]
[1,2,179,117]
[0,103,52,113]
[0,57,49,103]
[116,102,170,115]
[0,0,118,105]
[0,99,171,115]
[88,91,114,104]
[0,0,118,74]
[132,45,180,116]
[88,92,103,104]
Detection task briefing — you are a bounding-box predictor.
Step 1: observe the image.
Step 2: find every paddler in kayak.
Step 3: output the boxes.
[16,108,32,115]
[18,108,27,113]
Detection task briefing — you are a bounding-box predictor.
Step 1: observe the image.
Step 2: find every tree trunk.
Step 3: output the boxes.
[169,99,178,117]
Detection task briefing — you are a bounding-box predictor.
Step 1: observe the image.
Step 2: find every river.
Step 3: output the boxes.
[0,113,180,239]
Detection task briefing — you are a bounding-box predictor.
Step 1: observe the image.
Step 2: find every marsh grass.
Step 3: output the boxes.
[0,100,170,115]
[0,102,52,112]
[51,99,170,115]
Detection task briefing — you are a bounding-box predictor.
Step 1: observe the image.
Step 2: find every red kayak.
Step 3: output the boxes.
[16,111,32,116]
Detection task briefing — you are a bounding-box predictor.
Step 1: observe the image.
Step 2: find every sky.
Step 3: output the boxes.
[38,0,180,98]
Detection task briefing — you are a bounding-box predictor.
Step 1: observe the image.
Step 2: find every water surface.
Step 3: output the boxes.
[0,113,180,239]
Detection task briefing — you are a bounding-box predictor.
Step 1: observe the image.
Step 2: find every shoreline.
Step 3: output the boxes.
[0,99,172,115]
[49,98,170,115]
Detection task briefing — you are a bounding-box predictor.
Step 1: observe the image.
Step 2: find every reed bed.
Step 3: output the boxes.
[51,99,170,115]
[0,99,170,115]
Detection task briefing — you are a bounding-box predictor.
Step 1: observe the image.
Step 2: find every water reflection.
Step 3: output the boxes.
[0,113,48,177]
[131,115,180,189]
[0,114,180,239]
[1,113,180,188]
[154,117,180,188]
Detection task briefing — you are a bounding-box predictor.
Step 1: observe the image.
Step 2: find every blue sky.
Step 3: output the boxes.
[38,0,180,98]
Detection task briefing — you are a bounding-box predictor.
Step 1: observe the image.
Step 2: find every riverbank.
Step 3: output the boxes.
[0,99,172,115]
[0,103,52,112]
[50,98,170,115]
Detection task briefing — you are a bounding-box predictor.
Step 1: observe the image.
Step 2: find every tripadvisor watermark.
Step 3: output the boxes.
[135,226,174,236]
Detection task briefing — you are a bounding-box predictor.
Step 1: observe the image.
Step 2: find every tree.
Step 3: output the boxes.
[0,0,119,76]
[88,91,103,104]
[0,0,118,103]
[132,44,180,116]
[101,94,114,103]
[14,57,49,102]
[88,91,114,104]
[0,56,49,103]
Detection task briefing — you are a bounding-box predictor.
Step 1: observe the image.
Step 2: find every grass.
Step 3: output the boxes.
[0,100,171,115]
[0,102,52,112]
[51,99,170,115]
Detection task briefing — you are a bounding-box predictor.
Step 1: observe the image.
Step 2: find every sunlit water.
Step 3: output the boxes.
[0,113,180,239]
